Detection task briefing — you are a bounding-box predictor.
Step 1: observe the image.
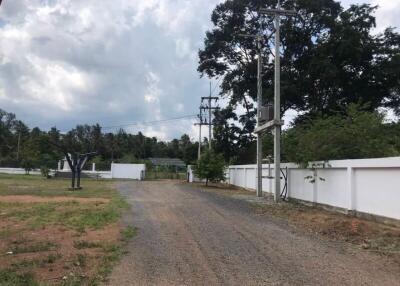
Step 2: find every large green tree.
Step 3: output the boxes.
[199,0,400,151]
[283,104,400,164]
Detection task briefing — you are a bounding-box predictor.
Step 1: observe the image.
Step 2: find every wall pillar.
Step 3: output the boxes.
[312,169,318,204]
[244,168,247,189]
[347,167,355,212]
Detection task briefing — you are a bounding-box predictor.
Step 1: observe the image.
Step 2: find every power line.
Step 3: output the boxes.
[211,77,223,96]
[102,114,197,130]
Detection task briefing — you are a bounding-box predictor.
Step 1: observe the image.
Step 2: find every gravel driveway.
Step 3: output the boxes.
[107,181,400,286]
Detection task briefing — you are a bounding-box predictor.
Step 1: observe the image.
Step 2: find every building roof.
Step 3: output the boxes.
[147,158,186,167]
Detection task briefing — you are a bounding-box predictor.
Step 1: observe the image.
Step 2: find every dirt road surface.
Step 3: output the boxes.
[108,181,400,286]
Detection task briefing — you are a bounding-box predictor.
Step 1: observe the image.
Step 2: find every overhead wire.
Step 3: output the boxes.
[101,114,198,131]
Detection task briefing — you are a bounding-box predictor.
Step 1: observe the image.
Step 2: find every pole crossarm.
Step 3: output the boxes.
[201,86,219,150]
[255,119,284,134]
[201,97,219,100]
[259,8,297,17]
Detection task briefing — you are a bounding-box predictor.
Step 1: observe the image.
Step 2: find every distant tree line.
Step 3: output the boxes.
[0,109,199,170]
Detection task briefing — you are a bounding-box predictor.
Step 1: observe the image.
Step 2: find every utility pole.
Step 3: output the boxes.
[237,31,264,198]
[16,132,21,161]
[257,1,296,202]
[201,83,219,150]
[208,83,212,150]
[194,106,206,160]
[256,36,263,198]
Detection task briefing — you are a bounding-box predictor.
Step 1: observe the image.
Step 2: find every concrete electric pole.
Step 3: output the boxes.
[16,132,21,161]
[255,2,297,202]
[194,106,206,160]
[256,36,263,198]
[236,32,264,198]
[201,83,219,150]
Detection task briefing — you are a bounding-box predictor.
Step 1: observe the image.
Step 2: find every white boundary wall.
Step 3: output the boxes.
[0,168,42,176]
[225,157,400,220]
[0,163,146,180]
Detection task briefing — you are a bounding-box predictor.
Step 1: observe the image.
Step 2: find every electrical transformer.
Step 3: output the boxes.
[259,104,274,123]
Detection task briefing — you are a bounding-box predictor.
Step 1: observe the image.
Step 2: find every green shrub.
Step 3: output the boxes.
[193,150,226,186]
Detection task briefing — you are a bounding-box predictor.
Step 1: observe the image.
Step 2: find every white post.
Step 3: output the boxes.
[244,168,248,189]
[92,163,96,172]
[57,161,61,171]
[312,169,318,204]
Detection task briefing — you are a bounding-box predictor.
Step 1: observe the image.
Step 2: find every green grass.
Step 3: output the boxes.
[0,197,129,232]
[11,241,57,254]
[0,174,130,232]
[73,240,102,250]
[0,270,39,286]
[0,174,116,199]
[121,226,137,242]
[0,174,136,285]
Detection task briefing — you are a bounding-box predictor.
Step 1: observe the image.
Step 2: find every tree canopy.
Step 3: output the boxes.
[283,104,399,165]
[199,0,400,142]
[0,109,199,170]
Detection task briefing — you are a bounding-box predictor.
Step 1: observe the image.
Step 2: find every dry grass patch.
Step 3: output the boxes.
[0,174,135,286]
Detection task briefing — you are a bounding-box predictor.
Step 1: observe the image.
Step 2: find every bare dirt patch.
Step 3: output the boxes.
[0,195,110,204]
[0,218,122,285]
[0,176,133,285]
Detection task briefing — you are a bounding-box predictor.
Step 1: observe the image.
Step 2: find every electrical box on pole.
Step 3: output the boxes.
[259,105,274,123]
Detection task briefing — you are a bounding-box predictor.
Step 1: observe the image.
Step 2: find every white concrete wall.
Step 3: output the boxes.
[111,163,145,180]
[221,157,400,221]
[0,168,42,175]
[0,165,143,180]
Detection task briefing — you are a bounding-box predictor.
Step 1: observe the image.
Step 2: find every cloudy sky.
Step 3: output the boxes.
[0,0,399,140]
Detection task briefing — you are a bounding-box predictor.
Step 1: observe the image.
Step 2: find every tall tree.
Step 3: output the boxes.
[199,0,400,147]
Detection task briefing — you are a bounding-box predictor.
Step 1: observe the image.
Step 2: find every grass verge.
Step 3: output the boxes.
[0,174,136,285]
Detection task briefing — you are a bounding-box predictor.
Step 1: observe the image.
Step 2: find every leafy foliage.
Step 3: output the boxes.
[283,104,399,165]
[193,150,226,185]
[199,0,400,157]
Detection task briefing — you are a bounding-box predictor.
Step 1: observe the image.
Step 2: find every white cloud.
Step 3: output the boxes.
[373,0,400,32]
[0,0,398,140]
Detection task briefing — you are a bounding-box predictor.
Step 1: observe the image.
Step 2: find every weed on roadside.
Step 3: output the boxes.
[11,241,57,254]
[0,269,39,286]
[121,226,137,242]
[73,240,102,250]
